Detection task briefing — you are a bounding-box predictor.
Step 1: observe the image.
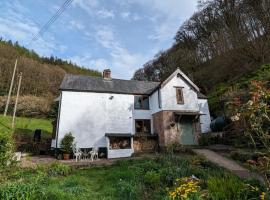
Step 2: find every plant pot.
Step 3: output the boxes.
[63,153,70,160]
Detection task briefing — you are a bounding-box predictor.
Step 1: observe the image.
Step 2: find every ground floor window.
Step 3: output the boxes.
[135,119,151,134]
[109,137,131,149]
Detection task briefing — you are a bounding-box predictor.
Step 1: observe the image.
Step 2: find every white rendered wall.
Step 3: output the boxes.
[198,99,211,133]
[160,75,199,111]
[149,90,161,114]
[57,91,133,148]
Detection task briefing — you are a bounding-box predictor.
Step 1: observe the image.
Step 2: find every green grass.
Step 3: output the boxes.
[0,155,266,200]
[0,115,52,134]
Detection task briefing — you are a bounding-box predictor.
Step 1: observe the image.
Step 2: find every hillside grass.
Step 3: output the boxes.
[0,115,52,135]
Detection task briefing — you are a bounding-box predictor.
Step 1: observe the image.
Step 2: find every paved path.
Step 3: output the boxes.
[193,149,264,183]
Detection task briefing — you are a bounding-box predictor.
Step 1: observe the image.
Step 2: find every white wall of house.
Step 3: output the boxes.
[160,75,199,111]
[198,99,211,133]
[149,90,161,114]
[57,91,134,149]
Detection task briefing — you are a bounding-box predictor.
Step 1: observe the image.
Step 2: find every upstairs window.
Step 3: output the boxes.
[135,119,151,134]
[176,87,184,104]
[134,95,149,110]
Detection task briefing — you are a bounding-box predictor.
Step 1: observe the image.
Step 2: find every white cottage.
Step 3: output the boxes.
[52,69,211,158]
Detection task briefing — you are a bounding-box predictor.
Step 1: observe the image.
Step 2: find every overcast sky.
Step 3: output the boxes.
[0,0,198,79]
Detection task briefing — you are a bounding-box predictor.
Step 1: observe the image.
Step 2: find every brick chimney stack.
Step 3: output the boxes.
[103,69,111,79]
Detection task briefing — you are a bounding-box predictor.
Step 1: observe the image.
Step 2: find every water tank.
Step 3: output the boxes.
[210,116,227,132]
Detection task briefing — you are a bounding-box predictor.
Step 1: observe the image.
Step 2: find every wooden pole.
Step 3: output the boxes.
[12,72,22,129]
[4,59,18,116]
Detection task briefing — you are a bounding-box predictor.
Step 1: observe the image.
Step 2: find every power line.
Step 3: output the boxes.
[29,0,73,44]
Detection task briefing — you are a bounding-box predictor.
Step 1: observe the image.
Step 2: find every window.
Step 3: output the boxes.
[176,87,184,104]
[135,119,151,134]
[134,96,149,109]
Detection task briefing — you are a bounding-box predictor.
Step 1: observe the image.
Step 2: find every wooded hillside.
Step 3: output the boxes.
[133,0,270,115]
[0,39,101,117]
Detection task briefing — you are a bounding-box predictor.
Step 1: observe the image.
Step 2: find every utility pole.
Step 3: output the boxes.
[12,72,22,129]
[4,59,18,116]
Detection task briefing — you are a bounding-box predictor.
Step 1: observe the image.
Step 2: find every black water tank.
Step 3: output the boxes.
[210,116,227,132]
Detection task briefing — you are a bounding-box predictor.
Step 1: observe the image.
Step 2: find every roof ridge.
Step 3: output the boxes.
[65,73,161,84]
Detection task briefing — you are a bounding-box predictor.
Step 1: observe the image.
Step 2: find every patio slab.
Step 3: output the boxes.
[20,153,158,168]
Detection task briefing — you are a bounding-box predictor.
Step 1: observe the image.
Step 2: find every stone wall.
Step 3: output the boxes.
[153,111,180,147]
[133,136,158,152]
[153,111,201,147]
[153,111,165,146]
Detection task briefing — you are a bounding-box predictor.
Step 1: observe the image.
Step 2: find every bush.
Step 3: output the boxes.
[60,133,74,154]
[144,171,161,188]
[47,162,72,176]
[0,132,14,170]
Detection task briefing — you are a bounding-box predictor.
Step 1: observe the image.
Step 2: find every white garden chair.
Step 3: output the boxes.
[72,146,82,162]
[89,147,99,162]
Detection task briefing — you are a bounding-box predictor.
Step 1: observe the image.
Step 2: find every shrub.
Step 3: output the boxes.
[60,133,74,154]
[0,132,14,170]
[144,171,161,188]
[47,162,72,176]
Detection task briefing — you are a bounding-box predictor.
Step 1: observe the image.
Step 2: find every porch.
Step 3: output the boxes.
[152,110,201,147]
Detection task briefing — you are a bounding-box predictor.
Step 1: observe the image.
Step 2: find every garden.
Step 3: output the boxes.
[0,138,268,200]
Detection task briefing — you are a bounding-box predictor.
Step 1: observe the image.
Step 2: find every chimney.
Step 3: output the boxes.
[103,69,111,79]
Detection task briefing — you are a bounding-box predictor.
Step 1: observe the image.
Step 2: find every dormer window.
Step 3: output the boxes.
[176,87,184,104]
[134,95,149,110]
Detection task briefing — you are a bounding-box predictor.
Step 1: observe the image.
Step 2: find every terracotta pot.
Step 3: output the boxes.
[63,153,70,160]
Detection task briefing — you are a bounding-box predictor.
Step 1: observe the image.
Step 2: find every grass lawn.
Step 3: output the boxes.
[0,115,52,134]
[0,154,267,200]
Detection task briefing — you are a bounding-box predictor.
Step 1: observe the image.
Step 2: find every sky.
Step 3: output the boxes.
[0,0,198,79]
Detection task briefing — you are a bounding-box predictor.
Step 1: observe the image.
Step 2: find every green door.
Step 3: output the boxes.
[180,120,196,145]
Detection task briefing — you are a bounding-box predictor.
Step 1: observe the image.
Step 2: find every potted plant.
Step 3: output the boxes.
[60,133,74,160]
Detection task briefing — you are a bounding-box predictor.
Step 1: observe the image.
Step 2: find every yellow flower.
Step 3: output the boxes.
[260,192,265,200]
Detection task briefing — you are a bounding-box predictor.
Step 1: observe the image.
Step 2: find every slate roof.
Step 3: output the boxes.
[60,73,208,98]
[60,74,160,95]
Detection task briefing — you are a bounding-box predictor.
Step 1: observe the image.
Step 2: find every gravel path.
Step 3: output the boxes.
[193,149,264,183]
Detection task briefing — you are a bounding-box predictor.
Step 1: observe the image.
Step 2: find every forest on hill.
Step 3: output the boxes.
[133,0,270,115]
[0,39,101,117]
